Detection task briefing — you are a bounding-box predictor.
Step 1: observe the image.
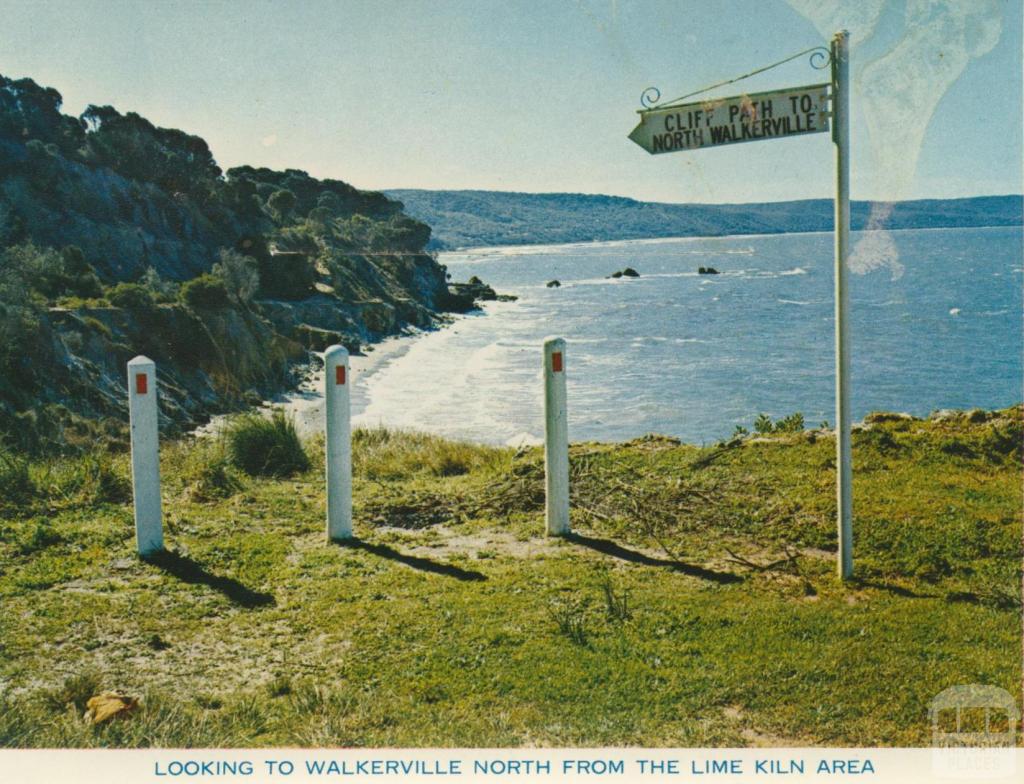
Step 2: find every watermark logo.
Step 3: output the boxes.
[930,684,1019,779]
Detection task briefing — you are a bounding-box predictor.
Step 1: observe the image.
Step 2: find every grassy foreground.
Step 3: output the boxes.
[0,407,1020,747]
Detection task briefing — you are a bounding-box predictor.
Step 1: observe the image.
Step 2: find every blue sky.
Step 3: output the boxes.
[0,0,1020,203]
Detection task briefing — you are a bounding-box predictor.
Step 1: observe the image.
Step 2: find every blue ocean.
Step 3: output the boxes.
[351,226,1023,445]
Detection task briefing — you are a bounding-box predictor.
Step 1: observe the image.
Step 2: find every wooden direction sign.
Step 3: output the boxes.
[628,83,830,155]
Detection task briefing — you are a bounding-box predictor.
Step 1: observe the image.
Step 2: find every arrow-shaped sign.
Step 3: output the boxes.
[629,83,830,155]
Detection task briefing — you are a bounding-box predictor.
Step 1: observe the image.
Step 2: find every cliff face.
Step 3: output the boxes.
[1,138,237,281]
[24,303,305,450]
[0,74,469,452]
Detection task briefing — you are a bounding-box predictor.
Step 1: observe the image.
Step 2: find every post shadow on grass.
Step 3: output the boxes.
[565,533,744,585]
[145,549,275,608]
[336,538,487,582]
[851,578,936,599]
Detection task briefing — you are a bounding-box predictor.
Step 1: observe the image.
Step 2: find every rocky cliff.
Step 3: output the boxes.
[0,73,478,452]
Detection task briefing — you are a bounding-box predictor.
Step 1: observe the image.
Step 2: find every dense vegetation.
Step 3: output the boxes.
[387,189,1024,249]
[0,406,1019,746]
[0,73,475,452]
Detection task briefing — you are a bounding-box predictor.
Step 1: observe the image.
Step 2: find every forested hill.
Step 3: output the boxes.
[0,73,479,452]
[386,190,1024,250]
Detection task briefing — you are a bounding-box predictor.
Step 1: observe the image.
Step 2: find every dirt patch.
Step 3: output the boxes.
[402,527,554,560]
[723,705,817,747]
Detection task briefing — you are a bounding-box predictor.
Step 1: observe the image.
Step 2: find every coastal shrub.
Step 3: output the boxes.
[179,274,230,309]
[107,282,155,313]
[979,421,1022,463]
[224,410,309,478]
[212,249,259,305]
[81,316,112,339]
[939,438,975,459]
[775,412,804,433]
[257,253,316,300]
[267,188,297,222]
[0,242,66,300]
[856,427,900,455]
[59,246,103,299]
[752,412,804,434]
[140,266,178,303]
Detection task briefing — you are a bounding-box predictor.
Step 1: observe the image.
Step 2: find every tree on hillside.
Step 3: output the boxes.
[267,189,296,222]
[80,105,221,195]
[0,74,85,155]
[212,249,259,305]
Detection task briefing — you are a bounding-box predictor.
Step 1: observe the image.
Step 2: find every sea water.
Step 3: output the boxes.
[351,226,1022,445]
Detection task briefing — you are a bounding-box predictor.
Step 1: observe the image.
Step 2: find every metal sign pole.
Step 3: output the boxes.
[832,30,853,580]
[628,36,854,579]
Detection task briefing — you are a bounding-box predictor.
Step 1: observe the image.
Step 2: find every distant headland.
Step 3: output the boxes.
[385,189,1024,250]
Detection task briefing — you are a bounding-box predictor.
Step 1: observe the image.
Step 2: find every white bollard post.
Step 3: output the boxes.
[543,337,570,536]
[324,345,353,541]
[127,355,163,557]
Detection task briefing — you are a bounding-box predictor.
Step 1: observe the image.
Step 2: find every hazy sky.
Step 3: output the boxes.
[0,0,1020,203]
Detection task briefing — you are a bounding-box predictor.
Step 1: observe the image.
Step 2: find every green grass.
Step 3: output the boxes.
[0,408,1020,747]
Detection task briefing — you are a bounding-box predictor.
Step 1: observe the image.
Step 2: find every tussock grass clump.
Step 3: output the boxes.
[0,450,35,506]
[167,438,245,501]
[46,451,132,506]
[354,426,510,481]
[43,669,104,714]
[14,518,63,555]
[1,449,130,512]
[548,598,590,646]
[224,410,309,478]
[600,578,631,622]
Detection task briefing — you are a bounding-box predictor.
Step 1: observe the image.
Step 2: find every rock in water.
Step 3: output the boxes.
[608,271,623,279]
[86,692,139,724]
[447,276,511,309]
[622,267,640,277]
[698,266,719,275]
[546,280,561,288]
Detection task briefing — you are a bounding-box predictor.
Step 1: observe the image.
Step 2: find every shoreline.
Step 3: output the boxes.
[196,223,1020,445]
[441,223,1022,256]
[195,318,469,440]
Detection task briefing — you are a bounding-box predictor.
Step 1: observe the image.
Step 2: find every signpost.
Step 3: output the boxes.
[630,31,854,580]
[628,84,830,155]
[831,31,853,581]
